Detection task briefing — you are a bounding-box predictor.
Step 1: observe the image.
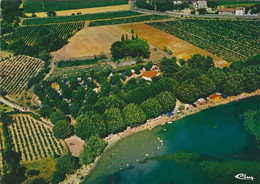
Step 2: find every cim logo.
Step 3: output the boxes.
[235,173,255,181]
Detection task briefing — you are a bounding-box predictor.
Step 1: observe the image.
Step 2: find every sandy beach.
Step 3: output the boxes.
[62,89,260,184]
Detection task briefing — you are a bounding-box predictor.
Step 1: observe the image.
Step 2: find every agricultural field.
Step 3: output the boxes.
[22,11,142,26]
[51,25,128,61]
[119,23,229,68]
[89,15,172,27]
[2,21,85,46]
[148,19,260,62]
[8,114,64,161]
[23,0,128,13]
[0,56,44,99]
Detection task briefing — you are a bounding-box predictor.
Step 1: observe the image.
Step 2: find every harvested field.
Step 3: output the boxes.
[51,25,128,61]
[25,4,130,17]
[52,25,168,62]
[119,23,230,68]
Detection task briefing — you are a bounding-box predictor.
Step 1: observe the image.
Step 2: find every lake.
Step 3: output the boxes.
[84,96,260,184]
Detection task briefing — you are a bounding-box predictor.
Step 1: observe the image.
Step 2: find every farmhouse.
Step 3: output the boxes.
[218,8,235,15]
[141,71,160,81]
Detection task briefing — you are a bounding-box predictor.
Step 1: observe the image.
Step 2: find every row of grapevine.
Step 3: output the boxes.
[0,55,44,99]
[2,21,85,46]
[148,19,260,62]
[22,11,141,25]
[8,115,64,161]
[89,15,171,27]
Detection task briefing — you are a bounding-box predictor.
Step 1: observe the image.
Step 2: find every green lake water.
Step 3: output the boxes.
[83,96,260,184]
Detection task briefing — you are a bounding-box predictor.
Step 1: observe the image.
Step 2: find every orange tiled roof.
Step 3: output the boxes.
[210,94,221,99]
[142,71,159,78]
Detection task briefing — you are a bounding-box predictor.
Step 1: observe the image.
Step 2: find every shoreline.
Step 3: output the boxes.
[62,89,260,184]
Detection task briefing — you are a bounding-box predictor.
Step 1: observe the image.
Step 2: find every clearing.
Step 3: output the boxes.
[119,23,230,68]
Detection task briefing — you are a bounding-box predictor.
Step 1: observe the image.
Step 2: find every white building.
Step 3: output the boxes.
[192,1,207,9]
[235,7,245,16]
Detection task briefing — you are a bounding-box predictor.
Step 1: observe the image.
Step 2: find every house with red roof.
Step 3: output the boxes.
[141,71,160,81]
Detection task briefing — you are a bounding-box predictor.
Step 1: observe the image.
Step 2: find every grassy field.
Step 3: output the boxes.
[0,56,44,99]
[23,0,128,13]
[119,23,229,68]
[9,114,64,161]
[22,11,142,26]
[148,19,260,62]
[89,15,172,26]
[2,21,84,46]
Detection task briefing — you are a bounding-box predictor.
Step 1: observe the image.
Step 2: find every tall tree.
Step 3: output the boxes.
[140,98,163,119]
[53,120,73,139]
[104,108,125,134]
[122,103,146,127]
[156,91,176,113]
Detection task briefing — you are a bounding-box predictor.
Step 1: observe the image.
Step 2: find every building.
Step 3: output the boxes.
[173,1,182,4]
[209,94,222,101]
[235,7,245,15]
[218,8,235,15]
[192,1,207,9]
[141,71,160,81]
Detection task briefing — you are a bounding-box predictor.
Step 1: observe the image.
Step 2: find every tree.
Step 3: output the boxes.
[194,74,216,97]
[52,153,79,184]
[93,96,126,114]
[176,80,202,104]
[159,57,180,77]
[74,113,107,140]
[53,120,73,139]
[156,91,176,113]
[222,71,245,96]
[207,1,219,9]
[39,104,54,118]
[104,108,125,134]
[186,54,214,72]
[156,77,179,95]
[242,65,260,93]
[79,135,106,165]
[46,11,57,17]
[110,39,150,59]
[50,110,66,124]
[206,67,226,92]
[123,104,146,127]
[70,100,83,118]
[85,88,97,104]
[140,98,163,119]
[145,61,153,71]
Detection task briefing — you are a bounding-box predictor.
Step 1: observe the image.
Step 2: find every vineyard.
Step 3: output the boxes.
[148,19,260,62]
[22,11,142,26]
[89,15,172,27]
[2,21,85,46]
[0,56,44,99]
[23,0,128,13]
[8,115,64,161]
